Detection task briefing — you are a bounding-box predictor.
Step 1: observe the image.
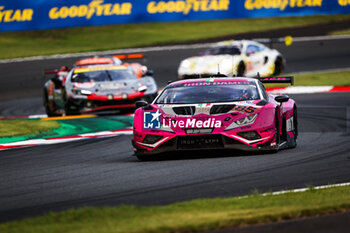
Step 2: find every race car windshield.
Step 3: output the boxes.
[204,46,241,55]
[72,69,136,83]
[156,83,260,104]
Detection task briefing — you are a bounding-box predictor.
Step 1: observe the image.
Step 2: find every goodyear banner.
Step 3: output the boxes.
[1,0,350,32]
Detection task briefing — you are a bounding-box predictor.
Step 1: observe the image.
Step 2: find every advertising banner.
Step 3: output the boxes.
[0,0,350,32]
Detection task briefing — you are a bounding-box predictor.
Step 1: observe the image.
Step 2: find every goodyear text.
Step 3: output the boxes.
[0,6,33,23]
[147,0,230,15]
[338,0,350,6]
[244,0,323,11]
[49,0,132,20]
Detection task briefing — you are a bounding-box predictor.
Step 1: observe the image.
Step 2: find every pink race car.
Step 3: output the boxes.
[132,76,297,160]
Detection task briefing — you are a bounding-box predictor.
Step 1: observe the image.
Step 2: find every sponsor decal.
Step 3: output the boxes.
[49,0,132,20]
[182,81,255,87]
[144,110,162,129]
[179,137,221,145]
[0,6,33,23]
[99,83,125,89]
[196,108,210,114]
[197,103,211,107]
[73,82,96,89]
[185,128,213,134]
[196,104,211,114]
[147,0,230,15]
[339,0,350,6]
[143,110,221,129]
[286,116,294,132]
[232,105,259,115]
[2,0,350,33]
[74,66,126,74]
[244,0,322,11]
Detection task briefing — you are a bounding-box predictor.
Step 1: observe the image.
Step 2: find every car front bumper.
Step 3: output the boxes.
[132,133,277,156]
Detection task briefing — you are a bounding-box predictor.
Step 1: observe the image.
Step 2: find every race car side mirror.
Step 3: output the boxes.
[144,70,154,77]
[275,95,289,103]
[135,100,149,109]
[51,76,63,88]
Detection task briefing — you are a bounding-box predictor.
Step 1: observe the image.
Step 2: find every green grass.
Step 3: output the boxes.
[1,185,349,233]
[265,70,350,87]
[330,28,350,35]
[0,120,60,137]
[1,15,350,59]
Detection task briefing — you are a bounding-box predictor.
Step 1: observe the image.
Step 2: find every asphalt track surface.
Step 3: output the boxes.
[0,36,350,231]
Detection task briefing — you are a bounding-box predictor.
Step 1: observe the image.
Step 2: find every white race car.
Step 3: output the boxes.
[178,40,285,79]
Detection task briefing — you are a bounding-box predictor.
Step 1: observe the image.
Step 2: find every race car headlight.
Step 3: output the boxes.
[225,113,258,131]
[71,89,92,95]
[138,85,147,92]
[80,89,92,95]
[236,114,258,125]
[180,60,191,69]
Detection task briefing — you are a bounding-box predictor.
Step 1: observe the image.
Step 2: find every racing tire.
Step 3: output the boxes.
[237,62,245,77]
[289,106,298,148]
[64,107,80,116]
[43,90,61,117]
[273,57,284,76]
[272,111,280,152]
[64,101,80,116]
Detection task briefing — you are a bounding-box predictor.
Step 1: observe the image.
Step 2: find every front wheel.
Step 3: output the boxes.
[289,106,298,148]
[43,90,61,117]
[270,111,280,152]
[237,62,245,77]
[273,57,284,75]
[64,100,80,116]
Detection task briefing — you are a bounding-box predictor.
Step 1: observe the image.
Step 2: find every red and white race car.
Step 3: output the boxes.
[43,55,157,116]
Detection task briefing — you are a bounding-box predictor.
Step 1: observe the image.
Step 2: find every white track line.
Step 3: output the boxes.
[0,129,133,150]
[236,182,350,199]
[266,182,350,196]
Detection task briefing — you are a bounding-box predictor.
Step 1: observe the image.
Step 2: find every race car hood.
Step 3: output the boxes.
[178,55,240,75]
[143,100,267,134]
[95,80,143,95]
[72,76,157,96]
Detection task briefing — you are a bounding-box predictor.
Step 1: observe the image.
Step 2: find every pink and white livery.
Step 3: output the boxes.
[132,76,297,160]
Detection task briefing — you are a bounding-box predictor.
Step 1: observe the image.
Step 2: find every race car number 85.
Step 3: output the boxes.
[232,105,258,114]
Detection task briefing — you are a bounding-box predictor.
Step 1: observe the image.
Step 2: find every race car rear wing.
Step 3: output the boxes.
[43,69,60,75]
[43,66,71,77]
[113,53,144,60]
[255,36,293,47]
[258,76,294,85]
